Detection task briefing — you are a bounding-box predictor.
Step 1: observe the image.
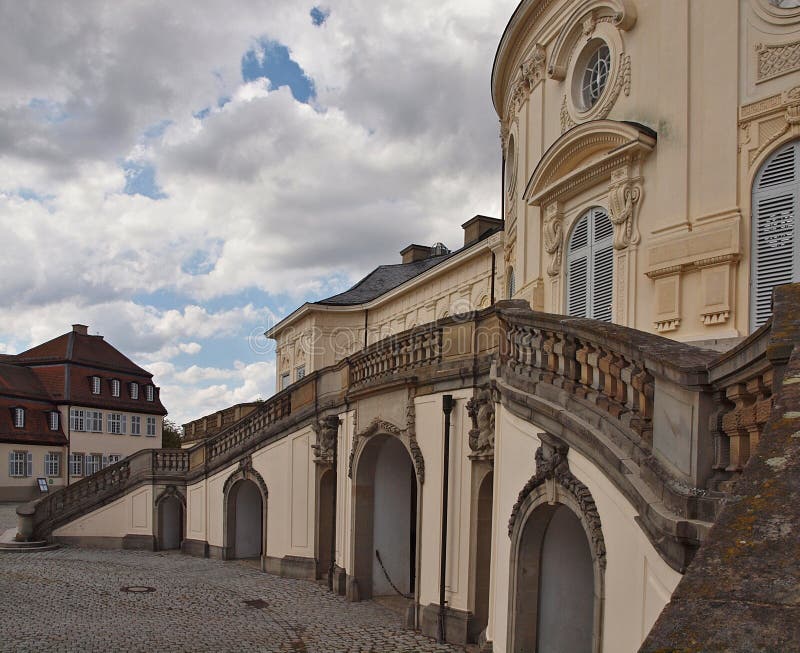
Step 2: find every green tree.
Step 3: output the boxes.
[161,418,183,449]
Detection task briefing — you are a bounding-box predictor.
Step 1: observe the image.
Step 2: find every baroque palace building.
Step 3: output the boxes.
[15,2,800,652]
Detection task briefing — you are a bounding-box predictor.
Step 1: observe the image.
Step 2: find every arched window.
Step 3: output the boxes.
[751,139,799,331]
[566,207,614,321]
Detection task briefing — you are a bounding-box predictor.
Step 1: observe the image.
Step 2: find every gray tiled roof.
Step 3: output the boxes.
[315,254,454,306]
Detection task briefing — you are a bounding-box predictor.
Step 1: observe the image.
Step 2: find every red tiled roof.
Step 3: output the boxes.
[66,366,167,415]
[17,331,150,375]
[0,363,53,401]
[0,397,67,446]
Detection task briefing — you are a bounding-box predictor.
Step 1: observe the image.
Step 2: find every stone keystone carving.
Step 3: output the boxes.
[466,386,496,457]
[312,415,340,465]
[608,170,643,250]
[543,202,564,276]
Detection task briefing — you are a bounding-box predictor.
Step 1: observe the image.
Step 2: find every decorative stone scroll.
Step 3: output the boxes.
[347,417,425,484]
[607,168,642,250]
[740,85,800,167]
[154,484,185,508]
[507,439,606,570]
[543,202,564,276]
[466,386,496,459]
[501,43,547,127]
[312,415,340,466]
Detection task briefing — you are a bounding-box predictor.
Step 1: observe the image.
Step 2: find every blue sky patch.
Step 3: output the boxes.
[28,98,69,123]
[143,119,172,139]
[122,161,167,199]
[310,6,330,26]
[241,39,315,103]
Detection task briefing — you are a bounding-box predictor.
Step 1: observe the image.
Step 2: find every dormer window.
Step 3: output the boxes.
[49,411,59,431]
[145,384,154,402]
[130,382,139,400]
[111,379,120,397]
[13,407,25,428]
[91,376,101,395]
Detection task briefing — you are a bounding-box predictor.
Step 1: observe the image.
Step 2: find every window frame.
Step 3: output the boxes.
[130,414,141,436]
[107,412,126,435]
[111,379,120,397]
[750,139,799,331]
[13,407,25,429]
[565,206,615,322]
[145,384,154,402]
[91,376,101,395]
[146,416,157,437]
[129,382,139,400]
[44,452,61,477]
[69,452,84,477]
[8,451,28,477]
[49,410,60,431]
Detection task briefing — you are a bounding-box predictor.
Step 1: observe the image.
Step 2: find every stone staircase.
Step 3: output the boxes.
[0,527,59,552]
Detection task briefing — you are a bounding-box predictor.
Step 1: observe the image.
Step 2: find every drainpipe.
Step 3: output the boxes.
[438,394,454,644]
[328,419,339,592]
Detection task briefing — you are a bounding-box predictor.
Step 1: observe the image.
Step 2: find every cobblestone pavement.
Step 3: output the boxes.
[0,547,466,653]
[0,503,19,532]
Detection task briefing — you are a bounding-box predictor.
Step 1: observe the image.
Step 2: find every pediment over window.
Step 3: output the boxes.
[524,120,655,207]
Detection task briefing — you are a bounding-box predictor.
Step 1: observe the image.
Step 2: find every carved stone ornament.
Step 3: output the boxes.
[742,85,800,167]
[223,454,269,500]
[466,386,496,458]
[507,439,606,570]
[543,202,564,276]
[312,415,340,465]
[155,484,185,507]
[500,121,510,157]
[756,40,800,82]
[347,417,425,483]
[560,95,576,133]
[503,44,546,125]
[607,169,643,250]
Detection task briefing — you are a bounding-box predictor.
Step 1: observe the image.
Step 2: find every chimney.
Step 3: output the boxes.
[400,244,432,264]
[461,215,503,247]
[72,324,88,335]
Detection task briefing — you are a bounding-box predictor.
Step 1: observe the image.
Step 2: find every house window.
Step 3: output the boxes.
[111,379,120,397]
[13,407,25,428]
[108,454,121,465]
[130,382,139,400]
[581,42,611,109]
[130,415,141,436]
[146,416,157,437]
[145,385,154,402]
[108,413,126,434]
[8,451,31,477]
[70,408,85,431]
[566,207,614,322]
[751,139,799,330]
[49,411,59,431]
[84,453,102,475]
[87,410,103,432]
[296,365,306,381]
[91,376,101,395]
[69,453,83,476]
[281,372,290,390]
[44,452,61,477]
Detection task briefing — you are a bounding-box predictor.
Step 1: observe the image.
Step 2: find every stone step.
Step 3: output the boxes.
[0,542,60,553]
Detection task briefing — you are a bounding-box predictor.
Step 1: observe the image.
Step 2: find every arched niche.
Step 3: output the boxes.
[507,439,606,653]
[222,458,269,566]
[154,485,185,551]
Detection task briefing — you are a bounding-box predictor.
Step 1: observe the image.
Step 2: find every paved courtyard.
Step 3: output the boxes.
[0,547,466,653]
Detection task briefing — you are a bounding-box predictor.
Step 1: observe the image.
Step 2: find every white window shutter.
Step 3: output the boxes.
[121,415,127,434]
[26,452,33,477]
[567,208,614,321]
[102,455,108,469]
[8,453,13,477]
[751,141,798,330]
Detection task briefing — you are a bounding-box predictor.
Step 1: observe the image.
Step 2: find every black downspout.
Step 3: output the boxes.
[328,420,339,592]
[490,251,496,306]
[438,394,454,644]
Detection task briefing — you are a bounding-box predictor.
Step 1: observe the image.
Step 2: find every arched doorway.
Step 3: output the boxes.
[225,479,265,560]
[351,434,418,602]
[471,470,493,641]
[511,501,599,653]
[157,494,184,551]
[317,468,335,580]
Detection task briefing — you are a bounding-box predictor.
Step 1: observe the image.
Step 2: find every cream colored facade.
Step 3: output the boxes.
[20,3,800,653]
[269,230,501,389]
[496,0,800,344]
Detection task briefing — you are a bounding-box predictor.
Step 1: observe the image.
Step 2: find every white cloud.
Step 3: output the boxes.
[0,0,517,425]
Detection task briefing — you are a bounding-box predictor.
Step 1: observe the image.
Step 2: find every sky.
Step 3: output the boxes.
[0,0,518,427]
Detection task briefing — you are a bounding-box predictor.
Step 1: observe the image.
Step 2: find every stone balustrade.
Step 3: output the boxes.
[18,285,800,546]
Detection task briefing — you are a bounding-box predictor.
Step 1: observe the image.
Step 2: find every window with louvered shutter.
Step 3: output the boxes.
[566,207,614,321]
[751,140,799,331]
